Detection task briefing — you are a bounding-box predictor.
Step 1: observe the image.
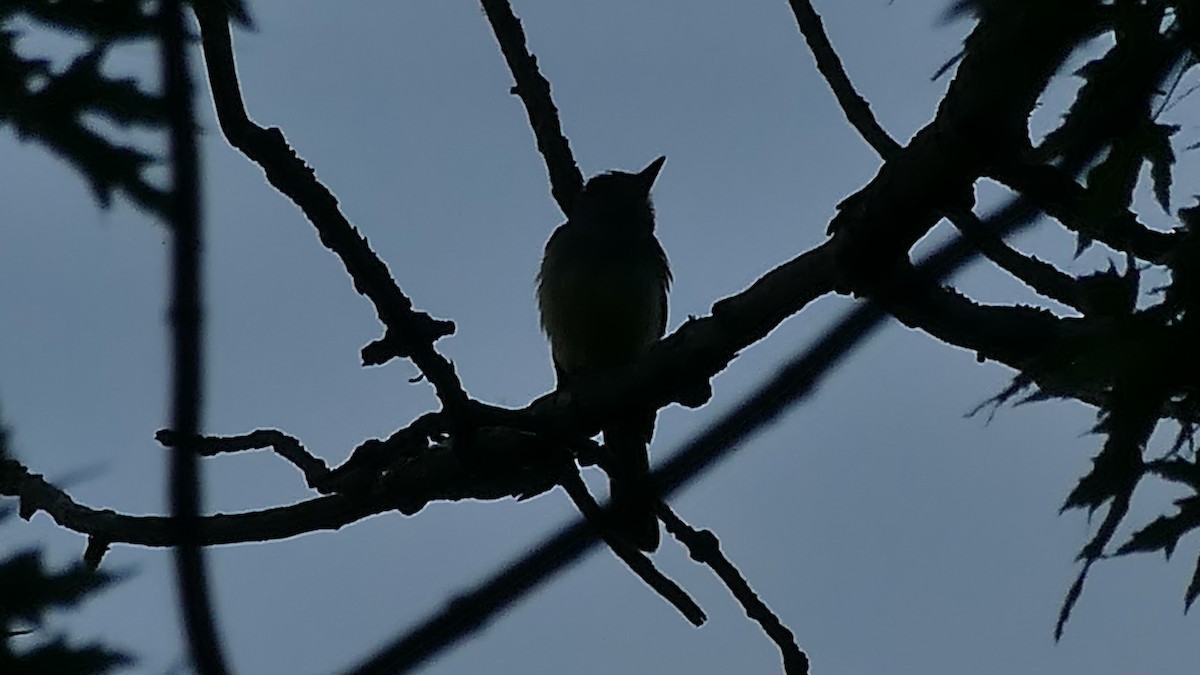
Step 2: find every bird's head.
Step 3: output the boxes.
[575,156,666,232]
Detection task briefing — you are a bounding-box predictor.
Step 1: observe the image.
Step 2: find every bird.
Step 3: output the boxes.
[537,156,671,552]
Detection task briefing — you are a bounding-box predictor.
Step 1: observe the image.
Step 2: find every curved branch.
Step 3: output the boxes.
[787,0,900,159]
[0,423,561,548]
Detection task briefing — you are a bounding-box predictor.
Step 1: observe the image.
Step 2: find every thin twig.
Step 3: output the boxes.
[988,162,1177,265]
[659,506,808,675]
[190,5,468,407]
[156,428,331,490]
[1,423,577,549]
[481,0,585,214]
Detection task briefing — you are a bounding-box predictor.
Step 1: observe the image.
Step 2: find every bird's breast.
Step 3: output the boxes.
[538,243,667,376]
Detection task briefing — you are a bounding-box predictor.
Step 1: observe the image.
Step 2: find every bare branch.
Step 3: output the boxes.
[3,225,1121,554]
[787,0,900,159]
[659,506,808,674]
[156,428,331,491]
[0,423,561,548]
[0,237,839,552]
[190,6,468,410]
[785,0,1098,317]
[481,0,585,215]
[0,454,375,546]
[558,471,706,626]
[948,208,1089,311]
[342,293,885,675]
[662,506,811,667]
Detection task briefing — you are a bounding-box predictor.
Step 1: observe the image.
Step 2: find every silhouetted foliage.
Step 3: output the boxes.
[0,424,133,675]
[0,0,170,215]
[0,0,248,218]
[940,0,1200,634]
[0,547,134,675]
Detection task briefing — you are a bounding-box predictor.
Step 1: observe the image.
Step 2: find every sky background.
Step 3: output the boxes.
[2,1,1198,673]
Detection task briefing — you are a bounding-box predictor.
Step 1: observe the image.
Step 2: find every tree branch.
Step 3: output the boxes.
[190,6,467,410]
[0,422,561,548]
[558,471,706,626]
[825,2,1094,282]
[155,428,331,491]
[480,0,585,215]
[342,282,887,675]
[989,161,1178,264]
[659,506,808,674]
[787,0,900,159]
[947,208,1092,311]
[4,222,1126,553]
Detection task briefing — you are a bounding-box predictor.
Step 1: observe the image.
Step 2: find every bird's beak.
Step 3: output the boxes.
[637,155,667,192]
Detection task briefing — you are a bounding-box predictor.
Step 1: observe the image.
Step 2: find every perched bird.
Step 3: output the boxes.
[537,156,671,552]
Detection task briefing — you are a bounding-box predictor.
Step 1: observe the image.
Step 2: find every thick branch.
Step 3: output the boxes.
[827,2,1094,279]
[517,244,842,436]
[787,0,1095,315]
[0,236,837,550]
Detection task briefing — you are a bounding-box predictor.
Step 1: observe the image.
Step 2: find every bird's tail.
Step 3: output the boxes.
[604,411,660,552]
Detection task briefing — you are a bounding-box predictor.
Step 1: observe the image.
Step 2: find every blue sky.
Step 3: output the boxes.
[2,1,1197,673]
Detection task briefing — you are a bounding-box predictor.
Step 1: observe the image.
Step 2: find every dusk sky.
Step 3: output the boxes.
[2,1,1197,673]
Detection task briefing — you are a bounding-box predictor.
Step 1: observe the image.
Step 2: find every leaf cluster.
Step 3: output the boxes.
[950,0,1200,633]
[0,0,167,216]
